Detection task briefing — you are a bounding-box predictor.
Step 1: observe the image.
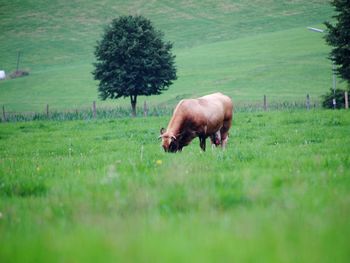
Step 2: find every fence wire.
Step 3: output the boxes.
[1,99,322,123]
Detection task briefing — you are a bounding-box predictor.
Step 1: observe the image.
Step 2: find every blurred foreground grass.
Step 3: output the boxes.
[0,110,349,262]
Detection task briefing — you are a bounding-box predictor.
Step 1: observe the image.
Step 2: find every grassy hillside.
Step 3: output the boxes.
[1,110,349,262]
[0,0,341,112]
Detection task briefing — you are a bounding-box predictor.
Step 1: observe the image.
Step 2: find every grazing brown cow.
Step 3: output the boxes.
[159,92,233,152]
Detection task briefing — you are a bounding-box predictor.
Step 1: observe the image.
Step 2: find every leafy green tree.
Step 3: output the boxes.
[324,0,350,85]
[93,15,177,116]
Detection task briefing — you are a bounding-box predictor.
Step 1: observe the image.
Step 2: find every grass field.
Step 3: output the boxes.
[1,1,350,262]
[0,0,345,112]
[1,110,350,262]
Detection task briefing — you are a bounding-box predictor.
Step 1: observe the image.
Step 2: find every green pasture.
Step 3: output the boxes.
[0,0,345,112]
[1,110,350,262]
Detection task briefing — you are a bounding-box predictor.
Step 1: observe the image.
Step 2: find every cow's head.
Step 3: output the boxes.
[159,128,179,153]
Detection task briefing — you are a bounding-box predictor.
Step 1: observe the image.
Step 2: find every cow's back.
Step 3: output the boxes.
[198,92,233,122]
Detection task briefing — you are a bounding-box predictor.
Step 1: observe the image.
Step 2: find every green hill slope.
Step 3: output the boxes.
[0,0,338,112]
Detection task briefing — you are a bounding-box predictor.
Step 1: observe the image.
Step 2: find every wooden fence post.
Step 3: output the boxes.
[143,101,148,117]
[345,91,349,109]
[92,101,96,118]
[46,104,49,117]
[263,95,267,111]
[306,94,310,110]
[2,105,6,122]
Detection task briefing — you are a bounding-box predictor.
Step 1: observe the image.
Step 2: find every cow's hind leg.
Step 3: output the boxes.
[220,119,232,149]
[210,131,221,149]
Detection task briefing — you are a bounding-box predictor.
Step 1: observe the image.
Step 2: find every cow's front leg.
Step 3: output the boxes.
[199,136,206,151]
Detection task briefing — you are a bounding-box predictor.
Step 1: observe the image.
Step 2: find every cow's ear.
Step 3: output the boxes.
[171,135,176,141]
[160,127,166,135]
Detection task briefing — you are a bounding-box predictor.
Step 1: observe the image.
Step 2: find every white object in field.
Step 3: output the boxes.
[0,70,5,80]
[307,27,324,33]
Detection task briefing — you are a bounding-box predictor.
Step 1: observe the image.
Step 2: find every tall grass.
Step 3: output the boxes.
[0,110,349,262]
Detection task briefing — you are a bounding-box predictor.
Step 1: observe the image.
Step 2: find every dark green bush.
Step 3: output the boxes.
[321,88,349,109]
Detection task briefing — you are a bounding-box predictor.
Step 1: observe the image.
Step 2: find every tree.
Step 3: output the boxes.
[324,0,350,86]
[93,15,177,117]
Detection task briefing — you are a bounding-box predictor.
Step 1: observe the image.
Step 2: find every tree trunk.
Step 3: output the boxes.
[130,95,137,117]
